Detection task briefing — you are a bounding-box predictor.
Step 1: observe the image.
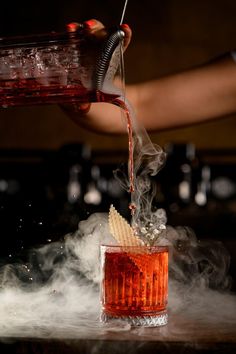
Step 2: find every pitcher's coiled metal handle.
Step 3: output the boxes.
[94,29,125,91]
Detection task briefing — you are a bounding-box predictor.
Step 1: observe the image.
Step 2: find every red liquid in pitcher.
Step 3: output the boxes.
[101,247,168,317]
[0,79,119,106]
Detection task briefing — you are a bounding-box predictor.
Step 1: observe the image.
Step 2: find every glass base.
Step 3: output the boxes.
[101,310,168,327]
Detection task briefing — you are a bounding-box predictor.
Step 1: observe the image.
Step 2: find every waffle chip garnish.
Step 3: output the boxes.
[108,205,151,273]
[109,204,141,246]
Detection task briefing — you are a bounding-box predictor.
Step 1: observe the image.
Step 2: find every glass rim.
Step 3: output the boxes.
[100,244,168,251]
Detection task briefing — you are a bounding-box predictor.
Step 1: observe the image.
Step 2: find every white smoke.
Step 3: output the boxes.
[112,99,167,244]
[0,212,235,341]
[0,213,127,339]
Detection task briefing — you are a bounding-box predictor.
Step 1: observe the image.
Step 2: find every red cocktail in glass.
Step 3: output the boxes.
[100,245,168,327]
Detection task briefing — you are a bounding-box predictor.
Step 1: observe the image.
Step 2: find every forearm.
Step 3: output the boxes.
[66,53,236,134]
[134,54,236,131]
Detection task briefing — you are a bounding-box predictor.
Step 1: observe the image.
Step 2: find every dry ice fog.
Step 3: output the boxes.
[0,51,236,341]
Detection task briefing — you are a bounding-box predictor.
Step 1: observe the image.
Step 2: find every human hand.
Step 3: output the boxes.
[78,19,131,54]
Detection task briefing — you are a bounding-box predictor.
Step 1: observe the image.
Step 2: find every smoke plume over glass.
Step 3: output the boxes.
[0,210,235,340]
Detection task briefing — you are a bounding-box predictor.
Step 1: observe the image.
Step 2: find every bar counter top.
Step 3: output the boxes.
[1,313,236,354]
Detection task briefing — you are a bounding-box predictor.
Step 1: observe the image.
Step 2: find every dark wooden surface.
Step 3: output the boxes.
[1,314,235,353]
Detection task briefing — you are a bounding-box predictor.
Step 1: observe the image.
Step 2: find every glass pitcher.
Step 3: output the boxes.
[0,23,125,107]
